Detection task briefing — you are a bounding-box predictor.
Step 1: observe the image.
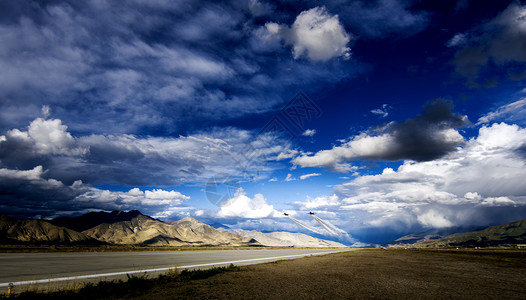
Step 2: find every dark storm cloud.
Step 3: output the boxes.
[384,99,469,161]
[293,99,469,169]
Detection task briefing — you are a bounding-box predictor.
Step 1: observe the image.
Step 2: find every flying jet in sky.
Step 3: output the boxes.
[308,212,315,215]
[283,212,289,216]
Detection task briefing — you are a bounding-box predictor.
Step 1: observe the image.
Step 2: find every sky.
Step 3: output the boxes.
[1,0,526,245]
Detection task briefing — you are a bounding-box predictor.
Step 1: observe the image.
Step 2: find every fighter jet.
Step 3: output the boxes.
[308,212,315,215]
[283,212,289,216]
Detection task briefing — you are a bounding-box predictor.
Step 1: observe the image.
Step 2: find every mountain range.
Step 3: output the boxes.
[1,211,347,248]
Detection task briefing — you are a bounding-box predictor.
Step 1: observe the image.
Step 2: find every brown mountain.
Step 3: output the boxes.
[82,213,260,247]
[0,215,101,245]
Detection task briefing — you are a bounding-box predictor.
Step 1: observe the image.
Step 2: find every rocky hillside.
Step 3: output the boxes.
[414,219,526,248]
[222,228,347,248]
[82,213,259,247]
[0,215,100,245]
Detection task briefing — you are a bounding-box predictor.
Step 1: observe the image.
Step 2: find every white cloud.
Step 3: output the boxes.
[293,133,394,168]
[285,173,296,182]
[76,186,190,207]
[0,165,44,181]
[299,173,321,180]
[268,177,277,182]
[416,210,453,228]
[1,118,85,160]
[464,192,482,202]
[262,7,351,62]
[480,196,515,207]
[0,165,64,189]
[302,129,316,137]
[217,188,275,218]
[289,7,351,62]
[296,194,340,210]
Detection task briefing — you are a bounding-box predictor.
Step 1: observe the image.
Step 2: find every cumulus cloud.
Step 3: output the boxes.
[288,7,351,62]
[293,99,469,169]
[217,188,276,218]
[262,7,351,62]
[451,3,526,83]
[27,118,86,156]
[299,173,321,180]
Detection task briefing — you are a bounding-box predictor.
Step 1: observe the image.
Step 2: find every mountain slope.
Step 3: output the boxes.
[82,214,259,246]
[416,219,526,247]
[222,228,347,248]
[0,215,101,245]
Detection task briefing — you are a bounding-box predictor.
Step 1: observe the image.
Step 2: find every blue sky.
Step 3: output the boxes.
[1,0,526,244]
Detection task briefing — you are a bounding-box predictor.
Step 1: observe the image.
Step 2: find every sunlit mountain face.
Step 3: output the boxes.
[1,0,526,244]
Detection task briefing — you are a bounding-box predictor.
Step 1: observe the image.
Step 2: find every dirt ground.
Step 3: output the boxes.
[131,249,526,300]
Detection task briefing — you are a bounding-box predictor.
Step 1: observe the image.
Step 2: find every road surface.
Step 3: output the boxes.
[0,248,353,289]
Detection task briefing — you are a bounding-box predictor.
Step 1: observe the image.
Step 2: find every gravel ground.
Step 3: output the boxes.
[132,248,526,300]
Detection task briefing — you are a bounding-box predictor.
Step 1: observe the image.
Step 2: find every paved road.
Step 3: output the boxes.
[0,249,352,288]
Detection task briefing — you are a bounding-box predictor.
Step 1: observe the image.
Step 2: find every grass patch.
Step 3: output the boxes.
[2,265,241,299]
